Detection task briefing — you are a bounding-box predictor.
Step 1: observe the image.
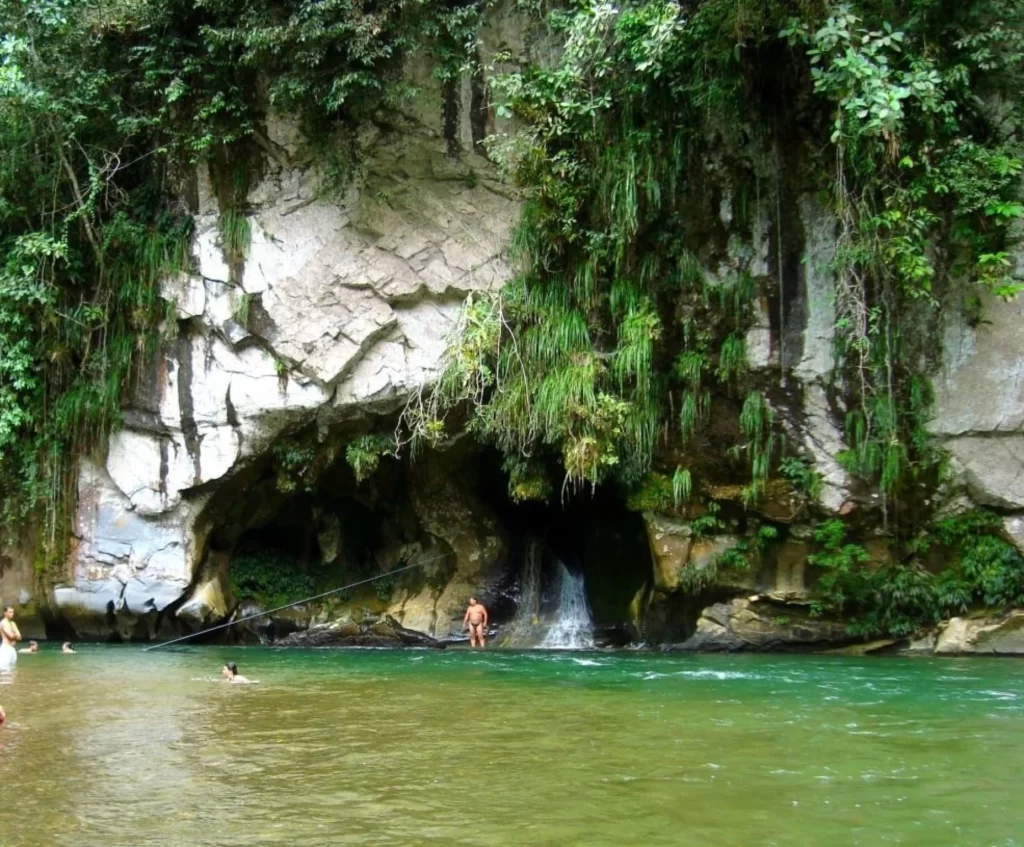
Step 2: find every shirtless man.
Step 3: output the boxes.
[19,640,38,654]
[0,606,21,670]
[462,597,489,649]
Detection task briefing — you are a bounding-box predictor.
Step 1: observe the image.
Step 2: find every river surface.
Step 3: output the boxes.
[1,647,1022,846]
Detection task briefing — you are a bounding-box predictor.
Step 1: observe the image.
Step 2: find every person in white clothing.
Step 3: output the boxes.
[0,606,21,670]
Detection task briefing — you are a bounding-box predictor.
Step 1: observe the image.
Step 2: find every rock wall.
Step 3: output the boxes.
[49,77,517,638]
[1,12,1023,649]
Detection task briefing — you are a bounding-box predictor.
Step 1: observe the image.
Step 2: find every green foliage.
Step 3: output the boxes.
[927,510,1024,608]
[0,0,195,548]
[754,524,780,551]
[218,207,251,266]
[625,472,675,513]
[504,456,553,503]
[272,440,316,494]
[345,435,394,484]
[811,513,1024,638]
[402,0,778,494]
[230,548,316,609]
[671,467,692,507]
[678,559,718,594]
[679,532,757,594]
[401,0,1024,522]
[783,3,1024,506]
[730,391,778,502]
[689,501,725,538]
[623,467,696,514]
[374,574,394,602]
[233,291,252,327]
[716,544,753,574]
[779,456,823,500]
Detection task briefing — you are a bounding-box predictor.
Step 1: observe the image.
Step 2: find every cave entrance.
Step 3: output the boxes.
[473,452,653,647]
[196,425,655,646]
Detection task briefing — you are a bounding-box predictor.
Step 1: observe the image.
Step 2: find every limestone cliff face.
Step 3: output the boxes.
[2,32,1023,648]
[51,98,516,638]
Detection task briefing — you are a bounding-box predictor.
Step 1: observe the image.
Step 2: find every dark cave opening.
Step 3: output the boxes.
[195,422,661,646]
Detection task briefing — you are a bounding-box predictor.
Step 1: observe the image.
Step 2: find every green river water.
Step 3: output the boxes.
[1,647,1022,846]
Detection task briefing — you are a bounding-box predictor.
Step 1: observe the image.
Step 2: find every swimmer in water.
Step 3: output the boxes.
[0,606,21,669]
[221,662,256,684]
[19,640,38,654]
[61,642,75,654]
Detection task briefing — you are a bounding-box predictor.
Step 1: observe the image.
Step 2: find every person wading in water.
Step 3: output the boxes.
[462,597,489,649]
[0,606,22,670]
[222,662,256,684]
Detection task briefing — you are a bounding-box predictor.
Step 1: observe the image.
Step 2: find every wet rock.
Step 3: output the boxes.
[386,448,507,639]
[934,613,1024,655]
[275,615,446,649]
[58,96,515,638]
[931,291,1024,509]
[770,541,811,597]
[669,597,851,652]
[643,513,692,592]
[642,513,744,592]
[822,638,900,656]
[1002,516,1024,556]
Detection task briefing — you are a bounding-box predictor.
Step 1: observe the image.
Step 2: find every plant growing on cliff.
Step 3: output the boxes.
[345,435,395,484]
[812,512,1024,637]
[783,4,1024,514]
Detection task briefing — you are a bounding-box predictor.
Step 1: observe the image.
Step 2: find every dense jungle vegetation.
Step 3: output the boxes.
[1,0,1023,634]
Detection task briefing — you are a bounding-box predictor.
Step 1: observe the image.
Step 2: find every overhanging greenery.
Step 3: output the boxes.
[403,0,1024,521]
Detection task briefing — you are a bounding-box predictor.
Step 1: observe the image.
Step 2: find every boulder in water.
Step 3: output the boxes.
[274,615,446,649]
[933,613,1024,655]
[669,597,851,652]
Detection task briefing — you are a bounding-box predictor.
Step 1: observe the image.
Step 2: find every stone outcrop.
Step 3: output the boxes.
[275,616,446,649]
[0,527,44,638]
[384,450,507,639]
[672,597,851,652]
[933,613,1024,656]
[931,293,1024,510]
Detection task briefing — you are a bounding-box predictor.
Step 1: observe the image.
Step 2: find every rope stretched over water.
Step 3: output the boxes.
[143,559,437,652]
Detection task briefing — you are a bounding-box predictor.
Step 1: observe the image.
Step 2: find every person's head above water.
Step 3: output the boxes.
[222,662,239,678]
[61,642,74,653]
[27,641,37,652]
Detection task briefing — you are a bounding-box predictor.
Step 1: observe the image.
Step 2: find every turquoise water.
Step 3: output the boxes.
[1,647,1023,846]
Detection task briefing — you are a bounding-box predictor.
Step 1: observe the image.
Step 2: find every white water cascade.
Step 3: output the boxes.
[539,561,595,650]
[503,538,544,646]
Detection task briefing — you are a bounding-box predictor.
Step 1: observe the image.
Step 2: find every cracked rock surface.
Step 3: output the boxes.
[55,114,516,639]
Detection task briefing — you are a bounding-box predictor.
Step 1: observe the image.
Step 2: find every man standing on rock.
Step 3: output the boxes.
[463,597,489,649]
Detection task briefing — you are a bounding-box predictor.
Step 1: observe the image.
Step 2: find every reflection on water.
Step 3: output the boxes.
[2,647,1024,846]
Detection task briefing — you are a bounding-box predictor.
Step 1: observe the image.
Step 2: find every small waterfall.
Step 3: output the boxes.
[503,537,544,646]
[540,561,594,650]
